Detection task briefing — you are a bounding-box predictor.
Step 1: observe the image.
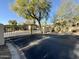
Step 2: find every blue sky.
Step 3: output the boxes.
[48,0,60,23]
[0,0,25,24]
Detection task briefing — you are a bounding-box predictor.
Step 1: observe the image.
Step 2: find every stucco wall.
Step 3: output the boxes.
[0,24,4,45]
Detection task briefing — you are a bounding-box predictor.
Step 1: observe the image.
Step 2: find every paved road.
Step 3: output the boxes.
[23,35,79,59]
[10,35,79,59]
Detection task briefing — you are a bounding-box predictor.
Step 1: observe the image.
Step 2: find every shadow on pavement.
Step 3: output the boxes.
[7,34,79,59]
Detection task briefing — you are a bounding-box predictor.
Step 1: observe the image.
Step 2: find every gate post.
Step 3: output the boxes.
[0,24,4,45]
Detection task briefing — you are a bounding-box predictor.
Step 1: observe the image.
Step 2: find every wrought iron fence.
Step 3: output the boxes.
[4,25,40,38]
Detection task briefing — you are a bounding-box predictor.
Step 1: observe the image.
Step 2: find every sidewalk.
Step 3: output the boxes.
[6,43,26,59]
[0,45,11,59]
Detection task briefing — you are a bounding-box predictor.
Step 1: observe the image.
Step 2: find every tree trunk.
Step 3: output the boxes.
[38,21,43,34]
[30,25,32,34]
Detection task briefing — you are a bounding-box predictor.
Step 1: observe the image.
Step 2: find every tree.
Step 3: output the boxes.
[8,20,17,31]
[53,19,68,33]
[57,0,74,17]
[12,0,51,33]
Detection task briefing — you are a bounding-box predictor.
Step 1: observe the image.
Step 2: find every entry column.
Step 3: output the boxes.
[0,24,4,45]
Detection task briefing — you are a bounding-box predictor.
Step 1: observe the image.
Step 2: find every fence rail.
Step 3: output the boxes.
[4,30,41,38]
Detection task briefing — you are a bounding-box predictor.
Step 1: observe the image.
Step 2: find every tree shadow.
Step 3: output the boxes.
[6,34,79,59]
[21,34,79,59]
